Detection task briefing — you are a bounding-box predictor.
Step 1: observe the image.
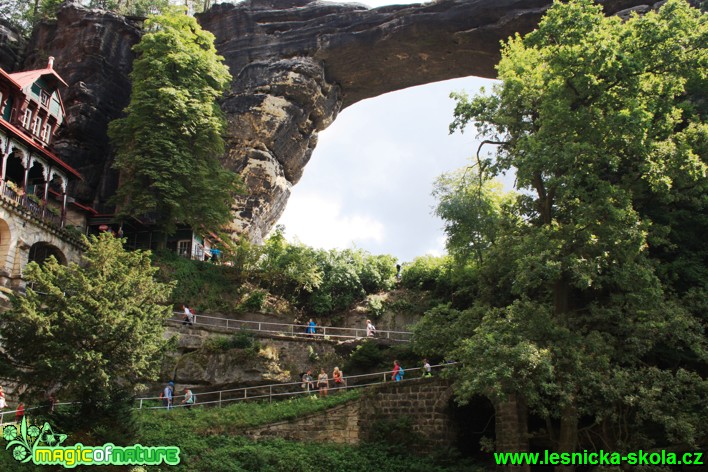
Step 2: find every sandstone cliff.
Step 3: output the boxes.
[14,0,658,241]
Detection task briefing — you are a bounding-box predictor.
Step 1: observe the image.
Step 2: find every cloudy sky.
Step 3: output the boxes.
[276,0,497,262]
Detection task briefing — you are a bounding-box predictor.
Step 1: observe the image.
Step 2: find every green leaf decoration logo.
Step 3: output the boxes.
[3,418,66,463]
[38,422,67,447]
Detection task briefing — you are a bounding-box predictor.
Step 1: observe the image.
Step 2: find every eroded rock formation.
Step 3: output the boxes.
[17,0,658,241]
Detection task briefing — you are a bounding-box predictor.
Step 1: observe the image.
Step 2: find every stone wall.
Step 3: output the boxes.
[239,378,454,450]
[361,378,455,448]
[242,400,361,444]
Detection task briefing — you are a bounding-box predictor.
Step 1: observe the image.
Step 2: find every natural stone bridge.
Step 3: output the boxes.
[12,0,657,242]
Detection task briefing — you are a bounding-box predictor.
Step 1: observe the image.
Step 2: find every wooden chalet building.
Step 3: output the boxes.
[0,57,91,288]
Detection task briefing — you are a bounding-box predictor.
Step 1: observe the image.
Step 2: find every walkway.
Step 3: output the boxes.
[168,312,412,342]
[136,362,455,410]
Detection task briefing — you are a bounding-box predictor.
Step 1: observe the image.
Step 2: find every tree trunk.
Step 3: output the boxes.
[495,394,530,472]
[555,404,578,472]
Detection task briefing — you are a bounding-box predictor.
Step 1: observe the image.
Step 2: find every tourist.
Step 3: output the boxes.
[161,381,174,409]
[47,393,57,413]
[422,359,432,378]
[391,360,404,382]
[306,318,316,335]
[332,367,344,390]
[302,370,315,392]
[366,319,376,337]
[15,402,24,423]
[317,368,329,397]
[182,305,194,327]
[182,388,195,409]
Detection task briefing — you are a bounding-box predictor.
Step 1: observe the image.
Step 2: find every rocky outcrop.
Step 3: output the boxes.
[22,3,143,207]
[20,0,659,240]
[202,0,663,242]
[0,19,26,71]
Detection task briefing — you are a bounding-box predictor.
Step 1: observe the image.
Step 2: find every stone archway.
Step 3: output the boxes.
[195,0,661,242]
[28,241,67,266]
[24,0,656,243]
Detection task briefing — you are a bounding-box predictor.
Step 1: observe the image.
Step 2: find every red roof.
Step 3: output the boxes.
[0,69,22,89]
[9,68,68,89]
[0,118,82,179]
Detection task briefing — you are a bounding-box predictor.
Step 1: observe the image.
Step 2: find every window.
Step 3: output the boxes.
[22,108,32,128]
[32,116,42,136]
[42,123,52,142]
[177,240,191,258]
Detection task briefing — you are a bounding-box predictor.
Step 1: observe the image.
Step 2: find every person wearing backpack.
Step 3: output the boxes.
[182,388,195,409]
[391,360,404,382]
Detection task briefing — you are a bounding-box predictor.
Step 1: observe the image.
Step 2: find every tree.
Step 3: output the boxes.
[0,233,175,425]
[109,8,240,235]
[432,0,706,466]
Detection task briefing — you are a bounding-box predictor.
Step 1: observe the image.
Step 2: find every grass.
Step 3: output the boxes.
[0,391,485,471]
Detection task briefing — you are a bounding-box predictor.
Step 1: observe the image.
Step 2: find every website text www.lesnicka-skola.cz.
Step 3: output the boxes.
[494,450,704,467]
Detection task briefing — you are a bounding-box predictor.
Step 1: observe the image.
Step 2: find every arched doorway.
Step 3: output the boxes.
[28,242,66,266]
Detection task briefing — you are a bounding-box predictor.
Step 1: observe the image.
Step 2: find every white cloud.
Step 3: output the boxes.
[278,192,386,250]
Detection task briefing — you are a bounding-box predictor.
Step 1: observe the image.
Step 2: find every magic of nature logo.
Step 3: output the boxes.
[3,417,180,468]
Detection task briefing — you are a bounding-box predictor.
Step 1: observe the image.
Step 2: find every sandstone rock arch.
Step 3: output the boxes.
[20,0,657,242]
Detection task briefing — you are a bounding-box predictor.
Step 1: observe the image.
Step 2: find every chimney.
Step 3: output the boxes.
[47,56,55,69]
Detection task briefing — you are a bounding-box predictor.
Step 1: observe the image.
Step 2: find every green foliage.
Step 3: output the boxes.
[344,340,386,373]
[400,254,451,292]
[202,331,259,354]
[366,294,385,319]
[109,8,241,235]
[433,170,516,264]
[436,0,707,454]
[239,289,266,312]
[244,226,397,316]
[152,249,242,312]
[365,415,424,456]
[0,233,174,425]
[133,391,483,471]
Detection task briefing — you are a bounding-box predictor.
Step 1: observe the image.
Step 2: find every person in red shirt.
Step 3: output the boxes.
[391,360,401,381]
[15,402,25,423]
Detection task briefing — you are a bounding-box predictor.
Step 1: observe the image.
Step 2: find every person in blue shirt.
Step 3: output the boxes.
[306,319,316,335]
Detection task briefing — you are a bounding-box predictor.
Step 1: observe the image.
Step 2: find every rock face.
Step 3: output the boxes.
[22,3,142,207]
[0,19,26,71]
[20,0,657,240]
[202,0,661,242]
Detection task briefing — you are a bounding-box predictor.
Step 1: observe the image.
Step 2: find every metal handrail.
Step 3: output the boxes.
[168,312,412,342]
[0,401,76,425]
[136,362,455,410]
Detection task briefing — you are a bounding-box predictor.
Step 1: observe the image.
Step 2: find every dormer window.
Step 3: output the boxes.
[22,109,32,128]
[40,90,50,108]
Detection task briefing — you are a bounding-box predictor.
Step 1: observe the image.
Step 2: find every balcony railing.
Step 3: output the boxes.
[0,181,64,228]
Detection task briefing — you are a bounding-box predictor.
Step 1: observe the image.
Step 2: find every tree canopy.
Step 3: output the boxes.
[108,8,241,235]
[0,233,174,421]
[415,0,707,462]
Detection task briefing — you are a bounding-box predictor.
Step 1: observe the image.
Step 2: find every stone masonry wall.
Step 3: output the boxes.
[240,400,361,444]
[239,378,453,450]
